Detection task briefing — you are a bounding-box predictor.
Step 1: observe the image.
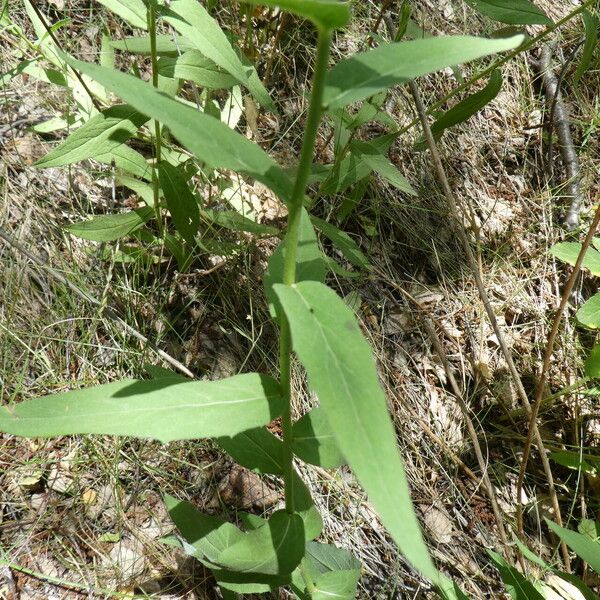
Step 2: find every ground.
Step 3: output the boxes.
[1,1,599,599]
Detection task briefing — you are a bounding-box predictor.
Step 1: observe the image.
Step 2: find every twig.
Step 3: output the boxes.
[538,43,584,230]
[407,76,570,568]
[375,268,510,550]
[0,227,195,379]
[516,205,600,541]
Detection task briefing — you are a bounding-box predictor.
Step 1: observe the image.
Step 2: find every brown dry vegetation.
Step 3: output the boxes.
[1,1,599,598]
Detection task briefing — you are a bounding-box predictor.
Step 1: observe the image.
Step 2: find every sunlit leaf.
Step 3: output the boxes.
[550,242,600,277]
[576,293,600,329]
[218,510,304,575]
[0,373,284,443]
[66,207,153,242]
[273,281,439,583]
[158,51,238,89]
[97,0,147,29]
[324,35,523,109]
[36,104,147,168]
[61,53,293,203]
[546,519,600,574]
[239,0,351,30]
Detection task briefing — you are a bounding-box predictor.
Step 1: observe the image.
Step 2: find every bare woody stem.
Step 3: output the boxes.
[280,28,332,513]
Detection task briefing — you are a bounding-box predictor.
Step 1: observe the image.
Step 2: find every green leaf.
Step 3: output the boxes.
[0,373,284,443]
[272,281,438,583]
[61,53,293,203]
[574,10,599,86]
[310,216,370,270]
[158,161,200,245]
[487,550,544,600]
[111,35,194,55]
[165,495,244,568]
[312,570,361,600]
[201,209,279,236]
[550,242,600,276]
[158,51,238,89]
[304,541,361,576]
[35,104,147,168]
[117,175,156,206]
[264,207,327,316]
[416,69,503,148]
[323,35,524,109]
[66,207,153,242]
[214,569,289,595]
[216,427,284,474]
[465,0,552,25]
[545,519,600,574]
[351,140,417,195]
[161,0,249,88]
[585,343,600,378]
[239,0,350,30]
[218,510,305,576]
[97,0,147,29]
[293,470,324,541]
[292,407,345,468]
[97,144,152,181]
[577,293,600,329]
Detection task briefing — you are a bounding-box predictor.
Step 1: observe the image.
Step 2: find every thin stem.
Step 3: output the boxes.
[279,27,332,513]
[148,2,164,235]
[516,205,600,545]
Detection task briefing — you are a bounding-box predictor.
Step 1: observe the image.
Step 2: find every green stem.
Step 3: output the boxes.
[148,1,164,235]
[280,28,332,513]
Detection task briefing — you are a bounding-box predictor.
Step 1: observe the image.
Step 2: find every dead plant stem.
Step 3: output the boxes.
[408,80,570,568]
[516,205,600,541]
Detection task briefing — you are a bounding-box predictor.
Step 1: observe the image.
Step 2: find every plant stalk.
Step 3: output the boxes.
[280,28,332,513]
[148,1,164,235]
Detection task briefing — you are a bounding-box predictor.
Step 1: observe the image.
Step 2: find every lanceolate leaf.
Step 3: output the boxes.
[310,215,370,270]
[575,10,599,86]
[416,69,503,147]
[201,209,279,235]
[97,0,147,29]
[161,0,275,111]
[323,35,523,109]
[97,144,152,181]
[239,0,351,30]
[36,104,148,168]
[66,207,153,242]
[487,550,545,600]
[351,141,417,195]
[273,281,439,583]
[158,51,238,89]
[545,519,600,574]
[218,510,305,575]
[292,407,344,468]
[158,160,200,245]
[61,53,293,203]
[111,35,195,55]
[464,0,552,25]
[0,373,284,443]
